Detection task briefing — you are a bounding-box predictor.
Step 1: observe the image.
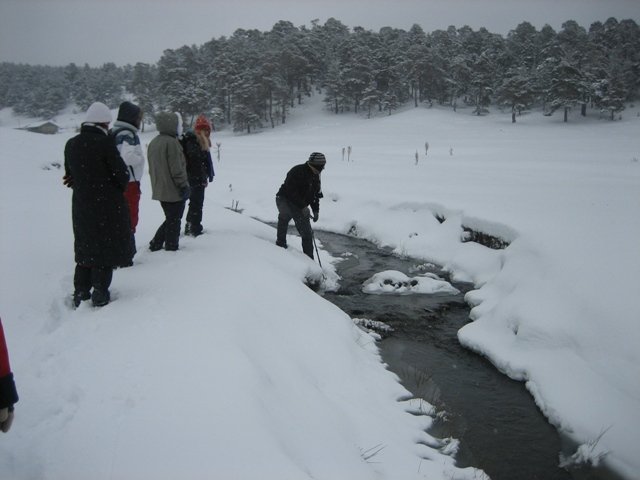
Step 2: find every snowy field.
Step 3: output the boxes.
[0,96,639,479]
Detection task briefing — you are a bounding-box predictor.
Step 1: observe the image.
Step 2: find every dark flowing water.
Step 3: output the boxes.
[314,230,583,480]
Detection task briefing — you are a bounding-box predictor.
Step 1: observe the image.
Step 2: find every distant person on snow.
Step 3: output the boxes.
[275,152,325,259]
[0,317,19,433]
[110,101,145,264]
[147,112,190,251]
[180,114,215,237]
[64,102,133,307]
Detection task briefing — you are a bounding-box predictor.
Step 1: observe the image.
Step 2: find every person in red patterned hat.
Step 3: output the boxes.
[0,318,19,433]
[180,115,215,237]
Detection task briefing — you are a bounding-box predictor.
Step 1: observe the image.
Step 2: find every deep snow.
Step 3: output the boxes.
[0,96,639,479]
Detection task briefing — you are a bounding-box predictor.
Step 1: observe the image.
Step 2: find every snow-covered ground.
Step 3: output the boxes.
[0,96,638,479]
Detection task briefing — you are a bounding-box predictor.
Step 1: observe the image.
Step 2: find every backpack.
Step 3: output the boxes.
[109,126,138,181]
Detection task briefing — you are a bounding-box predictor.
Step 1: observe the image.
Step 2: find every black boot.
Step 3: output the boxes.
[149,241,163,252]
[90,267,112,307]
[185,222,192,236]
[73,290,91,308]
[92,289,110,307]
[191,223,203,237]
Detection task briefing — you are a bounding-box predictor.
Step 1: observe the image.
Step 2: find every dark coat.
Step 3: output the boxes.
[276,163,323,214]
[180,131,214,187]
[64,124,132,267]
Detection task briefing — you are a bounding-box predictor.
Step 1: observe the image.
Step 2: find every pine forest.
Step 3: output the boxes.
[1,17,638,130]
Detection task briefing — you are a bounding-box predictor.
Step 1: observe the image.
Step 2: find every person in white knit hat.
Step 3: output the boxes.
[63,102,133,307]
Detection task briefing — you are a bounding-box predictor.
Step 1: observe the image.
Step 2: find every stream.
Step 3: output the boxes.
[314,229,592,480]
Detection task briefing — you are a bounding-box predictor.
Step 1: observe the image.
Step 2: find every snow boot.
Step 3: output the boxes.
[73,290,91,308]
[149,241,163,252]
[91,289,110,307]
[184,222,192,236]
[191,224,203,237]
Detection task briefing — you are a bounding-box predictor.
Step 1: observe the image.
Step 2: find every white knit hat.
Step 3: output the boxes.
[84,102,112,124]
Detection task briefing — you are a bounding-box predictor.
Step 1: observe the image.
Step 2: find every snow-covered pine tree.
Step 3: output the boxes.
[495,68,537,122]
[556,21,590,116]
[157,45,211,123]
[130,63,157,130]
[322,60,344,114]
[547,60,586,122]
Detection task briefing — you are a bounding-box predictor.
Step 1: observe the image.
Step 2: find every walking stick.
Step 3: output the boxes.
[311,229,323,269]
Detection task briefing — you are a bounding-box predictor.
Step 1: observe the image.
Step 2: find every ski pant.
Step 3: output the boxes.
[276,196,314,259]
[186,184,206,234]
[150,200,186,251]
[74,264,113,295]
[124,182,141,261]
[124,181,141,233]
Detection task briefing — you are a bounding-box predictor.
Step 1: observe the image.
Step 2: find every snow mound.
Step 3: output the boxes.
[362,270,460,295]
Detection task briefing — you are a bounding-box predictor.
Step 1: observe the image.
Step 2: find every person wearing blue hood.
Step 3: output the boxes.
[110,101,145,264]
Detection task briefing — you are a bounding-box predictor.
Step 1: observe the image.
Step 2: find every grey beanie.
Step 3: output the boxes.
[308,152,326,166]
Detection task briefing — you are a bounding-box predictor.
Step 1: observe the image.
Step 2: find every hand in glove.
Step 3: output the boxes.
[0,407,14,433]
[180,185,191,201]
[62,175,74,188]
[312,210,319,223]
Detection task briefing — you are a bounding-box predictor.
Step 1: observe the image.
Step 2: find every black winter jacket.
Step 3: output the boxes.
[64,124,133,267]
[180,131,214,187]
[276,163,323,214]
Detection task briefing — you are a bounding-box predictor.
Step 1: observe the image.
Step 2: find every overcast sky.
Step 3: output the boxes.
[1,0,638,66]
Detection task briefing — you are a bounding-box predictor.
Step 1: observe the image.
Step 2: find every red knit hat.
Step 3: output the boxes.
[194,115,211,132]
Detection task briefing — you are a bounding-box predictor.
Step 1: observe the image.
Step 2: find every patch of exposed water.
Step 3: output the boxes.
[314,229,608,480]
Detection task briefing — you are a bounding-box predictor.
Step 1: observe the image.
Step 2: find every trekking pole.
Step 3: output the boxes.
[311,230,323,269]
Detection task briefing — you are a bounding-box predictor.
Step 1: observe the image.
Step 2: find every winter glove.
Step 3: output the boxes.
[62,175,73,188]
[312,210,319,223]
[0,407,14,433]
[180,185,191,201]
